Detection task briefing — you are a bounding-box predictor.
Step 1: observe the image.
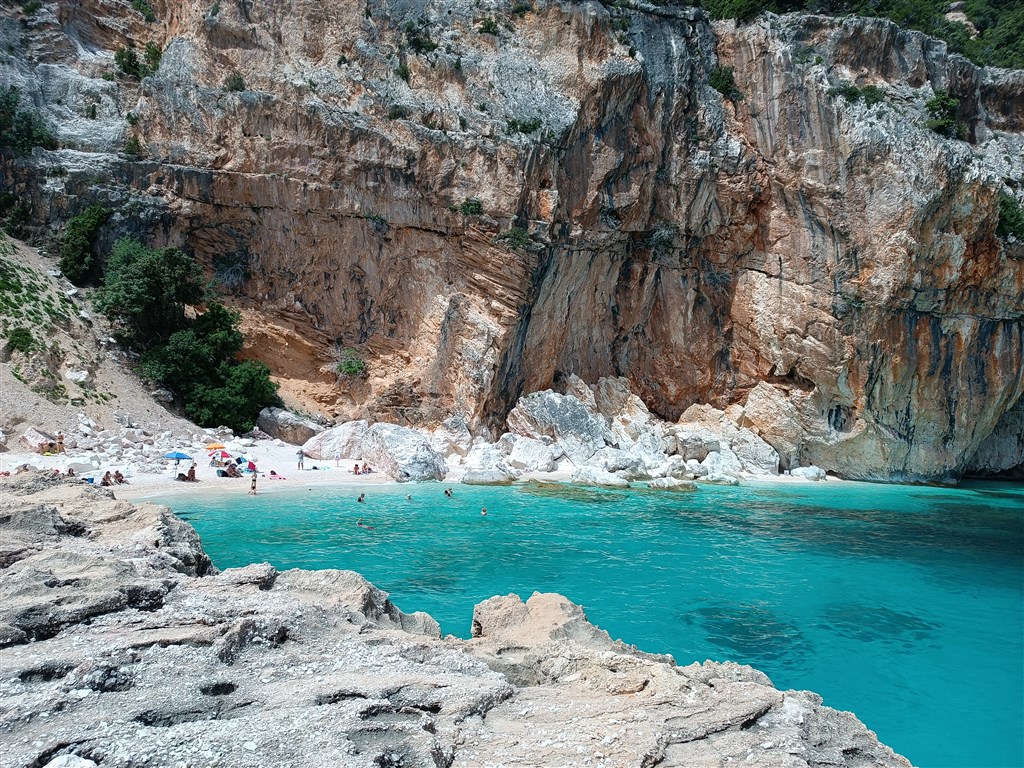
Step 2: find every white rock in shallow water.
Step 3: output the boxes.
[571,466,630,488]
[461,468,517,485]
[646,477,698,491]
[703,473,740,486]
[791,465,826,481]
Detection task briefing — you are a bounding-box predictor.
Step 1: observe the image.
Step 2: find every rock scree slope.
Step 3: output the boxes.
[2,0,1022,482]
[0,472,913,768]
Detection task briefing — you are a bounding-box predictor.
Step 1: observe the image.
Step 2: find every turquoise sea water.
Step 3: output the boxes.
[158,480,1024,768]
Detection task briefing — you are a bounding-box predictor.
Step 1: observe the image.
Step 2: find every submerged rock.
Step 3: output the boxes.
[647,477,699,491]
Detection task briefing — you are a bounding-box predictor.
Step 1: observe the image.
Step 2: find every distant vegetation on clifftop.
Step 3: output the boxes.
[702,0,1024,69]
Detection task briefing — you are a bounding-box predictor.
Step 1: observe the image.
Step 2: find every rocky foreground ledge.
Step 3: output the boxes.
[0,473,911,768]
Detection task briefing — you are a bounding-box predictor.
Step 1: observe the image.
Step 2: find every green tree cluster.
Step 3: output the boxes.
[924,90,960,137]
[93,238,278,432]
[0,86,57,153]
[59,205,111,284]
[701,0,1024,69]
[709,65,743,100]
[115,42,162,79]
[997,193,1024,241]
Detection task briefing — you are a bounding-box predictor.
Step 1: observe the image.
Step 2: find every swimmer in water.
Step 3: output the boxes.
[406,494,412,500]
[357,518,375,530]
[481,507,487,516]
[358,493,365,503]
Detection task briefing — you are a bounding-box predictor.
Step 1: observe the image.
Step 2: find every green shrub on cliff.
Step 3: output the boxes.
[131,0,156,22]
[60,205,111,285]
[96,239,278,431]
[924,90,960,137]
[224,72,245,92]
[997,193,1024,241]
[709,66,743,100]
[115,42,161,79]
[0,86,58,153]
[94,238,205,346]
[336,347,367,377]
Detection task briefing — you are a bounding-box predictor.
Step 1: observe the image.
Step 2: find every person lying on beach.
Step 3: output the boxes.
[225,463,241,478]
[66,467,75,478]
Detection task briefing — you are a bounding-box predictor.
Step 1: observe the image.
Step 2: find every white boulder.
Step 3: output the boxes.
[257,407,324,446]
[570,466,630,488]
[507,436,562,473]
[506,390,612,463]
[791,465,827,481]
[360,423,448,482]
[302,420,369,460]
[432,415,474,458]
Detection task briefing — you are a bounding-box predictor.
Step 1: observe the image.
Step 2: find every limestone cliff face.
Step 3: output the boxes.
[2,0,1022,481]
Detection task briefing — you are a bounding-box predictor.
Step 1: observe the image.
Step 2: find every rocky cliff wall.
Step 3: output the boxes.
[2,0,1022,481]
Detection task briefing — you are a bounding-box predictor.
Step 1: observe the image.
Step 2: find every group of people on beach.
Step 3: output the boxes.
[100,470,127,486]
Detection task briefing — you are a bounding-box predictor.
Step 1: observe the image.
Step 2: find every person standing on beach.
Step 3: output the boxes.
[56,432,64,453]
[296,449,305,470]
[249,474,258,495]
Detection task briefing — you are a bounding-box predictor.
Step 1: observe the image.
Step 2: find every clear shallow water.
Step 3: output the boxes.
[158,480,1024,768]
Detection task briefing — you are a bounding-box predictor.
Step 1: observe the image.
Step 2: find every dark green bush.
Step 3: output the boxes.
[405,20,438,54]
[336,347,367,376]
[395,64,410,82]
[459,197,483,215]
[0,86,58,153]
[997,192,1024,241]
[131,0,156,22]
[506,117,542,133]
[387,104,409,119]
[21,1,42,15]
[827,82,886,107]
[94,238,205,346]
[224,72,245,92]
[116,43,161,79]
[479,17,499,34]
[59,205,111,285]
[709,66,743,100]
[99,242,277,432]
[7,326,35,355]
[493,226,532,250]
[924,90,960,137]
[123,136,142,155]
[115,46,142,78]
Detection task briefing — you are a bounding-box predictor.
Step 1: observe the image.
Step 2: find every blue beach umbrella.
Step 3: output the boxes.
[163,451,192,461]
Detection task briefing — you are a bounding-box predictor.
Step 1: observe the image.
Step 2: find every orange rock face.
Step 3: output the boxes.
[3,1,1021,480]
